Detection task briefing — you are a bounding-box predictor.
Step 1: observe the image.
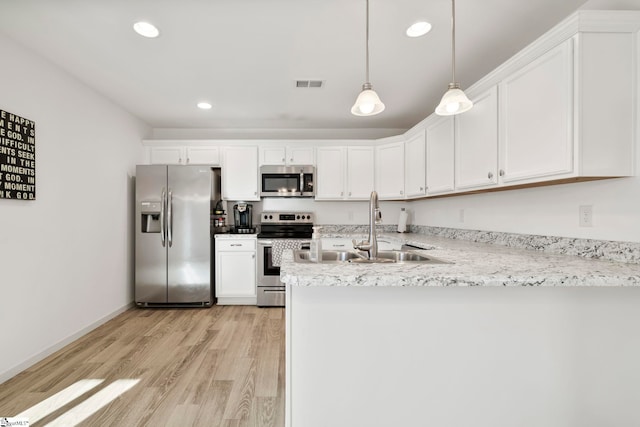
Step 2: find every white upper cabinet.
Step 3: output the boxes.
[260,146,315,165]
[455,86,499,191]
[186,147,220,165]
[426,117,455,195]
[375,141,405,200]
[404,130,427,198]
[346,146,375,200]
[315,147,346,199]
[222,146,259,201]
[315,146,374,200]
[150,146,220,165]
[150,147,184,165]
[499,39,573,184]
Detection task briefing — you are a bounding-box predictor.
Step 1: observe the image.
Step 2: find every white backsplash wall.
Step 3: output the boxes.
[408,175,640,243]
[258,198,407,227]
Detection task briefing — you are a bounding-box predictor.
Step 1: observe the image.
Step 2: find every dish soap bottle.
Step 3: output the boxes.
[309,226,322,262]
[397,208,408,233]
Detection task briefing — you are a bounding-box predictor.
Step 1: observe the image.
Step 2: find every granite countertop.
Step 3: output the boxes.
[279,232,640,288]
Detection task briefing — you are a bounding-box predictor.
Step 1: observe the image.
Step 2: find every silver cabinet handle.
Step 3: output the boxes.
[264,289,285,294]
[290,158,293,162]
[160,188,166,247]
[400,190,403,195]
[187,158,190,164]
[167,190,173,247]
[252,254,256,259]
[488,172,494,179]
[230,244,242,247]
[420,186,424,192]
[348,191,352,196]
[340,191,344,197]
[282,158,285,162]
[499,169,505,177]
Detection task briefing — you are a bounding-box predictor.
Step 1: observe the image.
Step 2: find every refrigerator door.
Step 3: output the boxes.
[135,165,168,303]
[167,165,212,304]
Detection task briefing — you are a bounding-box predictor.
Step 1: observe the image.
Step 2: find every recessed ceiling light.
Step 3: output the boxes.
[406,21,432,37]
[197,102,212,110]
[133,21,160,38]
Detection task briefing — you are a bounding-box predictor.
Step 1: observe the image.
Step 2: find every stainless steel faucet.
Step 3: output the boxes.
[353,191,382,260]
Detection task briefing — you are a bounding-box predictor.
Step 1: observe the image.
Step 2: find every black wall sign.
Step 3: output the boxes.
[0,109,35,200]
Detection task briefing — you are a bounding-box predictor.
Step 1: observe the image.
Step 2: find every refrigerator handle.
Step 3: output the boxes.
[167,189,173,247]
[160,188,166,247]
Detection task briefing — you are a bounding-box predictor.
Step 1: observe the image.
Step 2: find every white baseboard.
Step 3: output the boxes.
[0,302,135,385]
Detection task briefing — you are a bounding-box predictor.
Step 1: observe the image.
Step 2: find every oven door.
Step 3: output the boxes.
[257,238,310,307]
[257,239,281,287]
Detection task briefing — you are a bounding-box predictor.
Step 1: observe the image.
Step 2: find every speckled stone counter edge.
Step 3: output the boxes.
[317,224,640,264]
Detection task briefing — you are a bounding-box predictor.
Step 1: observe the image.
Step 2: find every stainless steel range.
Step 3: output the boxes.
[257,211,314,307]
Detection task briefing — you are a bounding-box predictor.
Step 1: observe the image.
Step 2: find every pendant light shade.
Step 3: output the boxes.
[351,83,385,116]
[435,83,473,116]
[351,0,385,117]
[436,0,472,116]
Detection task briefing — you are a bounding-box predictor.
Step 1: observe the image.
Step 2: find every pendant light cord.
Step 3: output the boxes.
[365,0,370,85]
[451,0,456,84]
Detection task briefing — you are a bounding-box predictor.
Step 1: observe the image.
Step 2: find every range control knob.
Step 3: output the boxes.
[297,215,301,219]
[269,215,273,219]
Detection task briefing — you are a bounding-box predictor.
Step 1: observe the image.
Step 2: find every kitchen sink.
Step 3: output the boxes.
[293,249,449,264]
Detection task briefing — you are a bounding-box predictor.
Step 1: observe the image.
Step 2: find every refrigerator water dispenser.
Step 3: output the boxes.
[141,201,162,233]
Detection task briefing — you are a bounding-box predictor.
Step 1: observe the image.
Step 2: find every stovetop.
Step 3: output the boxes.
[258,211,314,239]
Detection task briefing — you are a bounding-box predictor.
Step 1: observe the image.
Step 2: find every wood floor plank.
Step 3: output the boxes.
[0,305,285,427]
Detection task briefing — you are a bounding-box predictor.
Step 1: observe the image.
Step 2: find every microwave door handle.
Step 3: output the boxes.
[299,170,304,195]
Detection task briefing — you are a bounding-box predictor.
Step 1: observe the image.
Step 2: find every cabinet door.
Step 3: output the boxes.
[287,146,315,165]
[404,131,426,198]
[260,147,287,165]
[426,117,455,195]
[186,147,220,165]
[216,251,256,298]
[315,147,346,200]
[375,142,405,199]
[222,146,259,201]
[455,87,498,190]
[346,146,374,200]
[499,39,573,184]
[150,147,184,165]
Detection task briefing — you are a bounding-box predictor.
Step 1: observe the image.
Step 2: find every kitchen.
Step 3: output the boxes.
[1,1,640,426]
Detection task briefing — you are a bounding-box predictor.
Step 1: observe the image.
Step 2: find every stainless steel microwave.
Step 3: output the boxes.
[260,165,314,197]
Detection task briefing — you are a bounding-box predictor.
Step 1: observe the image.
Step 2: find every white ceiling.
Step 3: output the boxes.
[0,0,638,137]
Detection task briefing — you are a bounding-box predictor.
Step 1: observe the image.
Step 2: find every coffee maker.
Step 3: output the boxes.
[233,203,255,233]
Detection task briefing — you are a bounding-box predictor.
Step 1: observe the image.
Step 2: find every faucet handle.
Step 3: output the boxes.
[352,239,371,251]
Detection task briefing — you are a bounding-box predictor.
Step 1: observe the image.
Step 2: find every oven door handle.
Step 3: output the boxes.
[257,239,273,246]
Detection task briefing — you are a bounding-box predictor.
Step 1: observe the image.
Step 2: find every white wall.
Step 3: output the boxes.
[0,34,148,382]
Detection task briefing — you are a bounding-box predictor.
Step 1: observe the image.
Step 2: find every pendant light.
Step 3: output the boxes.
[435,0,473,116]
[351,0,385,116]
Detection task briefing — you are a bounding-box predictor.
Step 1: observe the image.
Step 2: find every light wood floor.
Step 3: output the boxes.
[0,305,285,426]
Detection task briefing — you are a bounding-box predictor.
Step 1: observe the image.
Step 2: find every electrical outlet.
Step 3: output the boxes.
[459,209,465,223]
[579,205,593,227]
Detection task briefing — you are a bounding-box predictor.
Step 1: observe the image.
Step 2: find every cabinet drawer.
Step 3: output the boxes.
[216,239,256,251]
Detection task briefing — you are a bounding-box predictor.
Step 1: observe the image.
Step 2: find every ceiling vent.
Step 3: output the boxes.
[296,80,324,88]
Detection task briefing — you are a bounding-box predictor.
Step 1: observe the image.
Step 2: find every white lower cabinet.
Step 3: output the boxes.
[215,236,257,305]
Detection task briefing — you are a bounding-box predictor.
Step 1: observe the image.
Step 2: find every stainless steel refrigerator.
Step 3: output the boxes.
[135,165,218,307]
